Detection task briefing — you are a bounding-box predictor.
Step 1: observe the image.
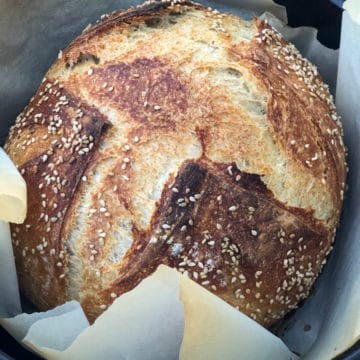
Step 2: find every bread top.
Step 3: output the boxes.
[5,0,346,326]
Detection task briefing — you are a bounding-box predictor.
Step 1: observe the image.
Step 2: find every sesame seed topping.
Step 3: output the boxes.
[149,237,158,244]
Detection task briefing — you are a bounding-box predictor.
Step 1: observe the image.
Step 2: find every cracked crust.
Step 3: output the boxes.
[5,0,346,326]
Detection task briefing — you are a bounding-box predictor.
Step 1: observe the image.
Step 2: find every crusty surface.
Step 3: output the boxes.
[5,0,346,326]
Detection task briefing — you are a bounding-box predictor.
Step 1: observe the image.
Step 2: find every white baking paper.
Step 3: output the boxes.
[0,148,27,224]
[1,265,295,360]
[6,267,184,360]
[1,302,89,352]
[179,270,297,360]
[0,146,26,318]
[344,0,360,25]
[0,0,359,359]
[0,220,21,319]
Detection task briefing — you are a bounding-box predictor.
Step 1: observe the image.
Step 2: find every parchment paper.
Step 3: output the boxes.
[0,0,359,359]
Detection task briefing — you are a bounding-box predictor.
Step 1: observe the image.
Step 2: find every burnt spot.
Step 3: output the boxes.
[88,58,188,128]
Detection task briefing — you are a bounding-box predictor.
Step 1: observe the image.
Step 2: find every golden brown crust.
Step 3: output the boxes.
[7,80,109,310]
[5,1,346,326]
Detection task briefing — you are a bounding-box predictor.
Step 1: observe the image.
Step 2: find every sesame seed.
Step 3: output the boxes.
[229,205,238,212]
[110,293,117,298]
[251,229,258,236]
[149,237,158,244]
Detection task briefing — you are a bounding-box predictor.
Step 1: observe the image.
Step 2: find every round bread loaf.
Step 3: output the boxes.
[5,0,346,326]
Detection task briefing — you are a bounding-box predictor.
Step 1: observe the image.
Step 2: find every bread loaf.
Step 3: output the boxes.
[4,0,346,326]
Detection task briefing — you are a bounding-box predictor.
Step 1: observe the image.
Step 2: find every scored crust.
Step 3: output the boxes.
[5,0,346,326]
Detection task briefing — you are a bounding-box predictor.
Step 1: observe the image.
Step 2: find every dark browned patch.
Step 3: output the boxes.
[108,159,329,326]
[88,57,188,128]
[11,80,109,310]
